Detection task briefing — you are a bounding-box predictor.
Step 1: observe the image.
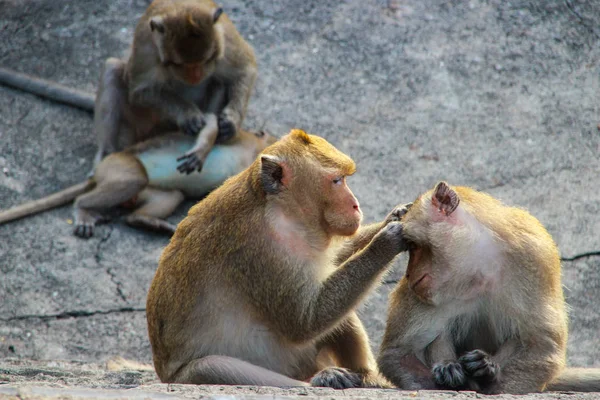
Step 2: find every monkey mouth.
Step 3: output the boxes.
[411,273,430,291]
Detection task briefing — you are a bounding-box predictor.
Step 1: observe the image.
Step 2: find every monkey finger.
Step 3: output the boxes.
[74,223,94,239]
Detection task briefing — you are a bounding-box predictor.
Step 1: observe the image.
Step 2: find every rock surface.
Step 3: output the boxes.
[0,0,599,398]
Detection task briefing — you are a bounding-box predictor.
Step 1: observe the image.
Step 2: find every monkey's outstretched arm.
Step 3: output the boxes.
[257,223,406,343]
[334,222,384,265]
[0,67,95,112]
[0,180,94,225]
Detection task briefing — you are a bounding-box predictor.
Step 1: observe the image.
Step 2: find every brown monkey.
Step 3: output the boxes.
[93,0,257,172]
[378,181,600,394]
[146,129,409,388]
[0,127,275,238]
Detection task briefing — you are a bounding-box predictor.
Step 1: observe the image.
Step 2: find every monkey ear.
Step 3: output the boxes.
[260,155,286,194]
[432,181,460,216]
[150,16,165,34]
[213,7,223,23]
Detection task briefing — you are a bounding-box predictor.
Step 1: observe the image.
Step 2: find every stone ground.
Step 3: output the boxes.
[0,0,599,398]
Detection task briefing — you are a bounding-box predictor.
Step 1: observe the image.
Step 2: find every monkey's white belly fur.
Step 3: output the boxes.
[136,137,252,198]
[176,292,320,381]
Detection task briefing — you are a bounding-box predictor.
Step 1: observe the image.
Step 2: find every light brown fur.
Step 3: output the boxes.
[146,129,409,388]
[378,181,600,394]
[94,0,256,174]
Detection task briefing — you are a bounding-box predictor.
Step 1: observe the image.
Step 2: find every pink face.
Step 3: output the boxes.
[323,174,362,236]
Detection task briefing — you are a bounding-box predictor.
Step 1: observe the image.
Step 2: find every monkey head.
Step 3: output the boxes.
[258,129,362,238]
[150,6,225,85]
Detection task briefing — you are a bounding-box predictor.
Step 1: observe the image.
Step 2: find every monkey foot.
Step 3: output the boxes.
[176,153,203,174]
[216,115,237,143]
[459,349,500,383]
[432,361,467,389]
[310,367,362,389]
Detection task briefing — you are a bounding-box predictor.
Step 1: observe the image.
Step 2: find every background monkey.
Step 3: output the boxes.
[94,0,257,172]
[378,181,600,394]
[0,127,275,238]
[146,129,409,388]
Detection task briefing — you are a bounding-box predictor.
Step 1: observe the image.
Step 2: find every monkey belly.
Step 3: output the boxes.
[136,139,246,197]
[173,308,321,381]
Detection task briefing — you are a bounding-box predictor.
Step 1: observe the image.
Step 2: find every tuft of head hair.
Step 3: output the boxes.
[281,129,356,176]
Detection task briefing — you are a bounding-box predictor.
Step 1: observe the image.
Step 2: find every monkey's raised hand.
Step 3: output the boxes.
[216,113,237,143]
[178,112,206,137]
[385,202,413,225]
[372,221,409,254]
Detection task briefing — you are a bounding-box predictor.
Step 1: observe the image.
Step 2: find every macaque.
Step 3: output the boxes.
[378,181,600,394]
[94,0,257,172]
[0,126,275,238]
[146,129,409,388]
[0,1,257,174]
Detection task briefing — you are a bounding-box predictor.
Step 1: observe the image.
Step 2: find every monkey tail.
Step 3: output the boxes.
[0,180,95,225]
[0,67,95,112]
[546,368,600,392]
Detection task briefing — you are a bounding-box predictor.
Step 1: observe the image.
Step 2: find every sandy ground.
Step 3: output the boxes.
[0,0,599,398]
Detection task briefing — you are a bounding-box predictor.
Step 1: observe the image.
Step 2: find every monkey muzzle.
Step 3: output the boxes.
[184,64,204,85]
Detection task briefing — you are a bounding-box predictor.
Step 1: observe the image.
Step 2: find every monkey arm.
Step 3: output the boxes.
[259,223,405,343]
[334,222,385,265]
[378,286,441,389]
[221,64,257,128]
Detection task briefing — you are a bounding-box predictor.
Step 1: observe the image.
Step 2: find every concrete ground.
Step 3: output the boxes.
[0,0,599,398]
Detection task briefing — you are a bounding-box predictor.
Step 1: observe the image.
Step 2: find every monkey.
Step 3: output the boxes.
[146,129,411,389]
[377,181,600,394]
[93,0,257,172]
[0,126,275,238]
[0,0,257,174]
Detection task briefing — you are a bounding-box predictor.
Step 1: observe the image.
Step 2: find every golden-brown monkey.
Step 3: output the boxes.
[146,129,410,388]
[94,0,257,172]
[0,127,275,238]
[378,181,600,394]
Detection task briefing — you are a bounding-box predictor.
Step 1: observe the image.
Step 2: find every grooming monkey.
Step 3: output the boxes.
[146,129,410,388]
[0,0,257,173]
[0,126,275,238]
[378,181,600,394]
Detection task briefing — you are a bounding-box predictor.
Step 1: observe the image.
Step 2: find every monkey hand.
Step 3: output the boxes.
[177,151,203,174]
[458,349,500,384]
[371,221,409,255]
[179,112,206,136]
[216,113,238,143]
[432,360,467,389]
[384,202,413,224]
[310,367,363,389]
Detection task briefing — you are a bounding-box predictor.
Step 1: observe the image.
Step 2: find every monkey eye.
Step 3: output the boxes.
[332,176,344,185]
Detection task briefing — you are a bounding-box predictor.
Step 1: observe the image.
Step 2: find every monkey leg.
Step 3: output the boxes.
[171,355,309,387]
[312,313,391,389]
[93,57,128,168]
[125,188,184,235]
[73,153,148,238]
